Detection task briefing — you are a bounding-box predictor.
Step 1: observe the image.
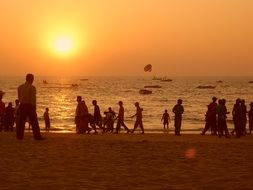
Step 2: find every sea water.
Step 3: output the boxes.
[0,76,252,133]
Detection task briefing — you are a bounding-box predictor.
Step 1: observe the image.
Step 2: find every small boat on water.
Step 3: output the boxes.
[248,81,253,83]
[144,85,162,88]
[80,79,88,81]
[152,76,173,82]
[197,85,216,89]
[161,78,172,82]
[71,84,79,87]
[152,76,163,80]
[139,89,152,95]
[216,80,223,83]
[43,80,48,84]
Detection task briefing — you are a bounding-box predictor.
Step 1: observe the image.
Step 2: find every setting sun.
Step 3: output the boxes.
[54,36,73,54]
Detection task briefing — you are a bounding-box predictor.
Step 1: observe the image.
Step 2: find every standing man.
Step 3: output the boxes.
[131,102,144,134]
[172,99,184,136]
[17,74,43,140]
[115,101,130,134]
[0,90,5,132]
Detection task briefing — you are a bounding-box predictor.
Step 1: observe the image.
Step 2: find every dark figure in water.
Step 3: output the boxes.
[17,74,43,140]
[201,97,218,135]
[44,108,50,132]
[5,102,15,132]
[131,102,144,134]
[161,109,170,132]
[232,98,242,137]
[0,91,5,132]
[241,99,247,135]
[104,107,116,133]
[248,102,253,134]
[172,99,184,136]
[92,100,104,131]
[115,101,130,134]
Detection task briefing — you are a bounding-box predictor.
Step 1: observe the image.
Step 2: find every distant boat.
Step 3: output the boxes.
[139,89,152,95]
[144,85,162,88]
[43,80,48,84]
[216,80,223,83]
[71,84,78,87]
[197,85,216,89]
[152,76,173,82]
[161,78,172,82]
[248,81,253,83]
[80,79,88,81]
[152,76,163,80]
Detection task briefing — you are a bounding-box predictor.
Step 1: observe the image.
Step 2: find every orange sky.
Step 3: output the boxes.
[0,0,252,76]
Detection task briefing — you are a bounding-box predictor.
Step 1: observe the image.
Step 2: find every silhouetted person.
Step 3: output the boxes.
[75,96,82,133]
[92,100,103,131]
[131,102,144,134]
[104,107,116,133]
[0,91,5,132]
[14,99,20,131]
[5,102,15,132]
[248,102,253,134]
[209,97,218,135]
[161,109,170,132]
[172,99,184,136]
[232,98,242,137]
[222,99,230,138]
[44,108,50,132]
[241,99,247,135]
[76,96,90,134]
[115,101,130,134]
[216,99,230,138]
[17,74,43,140]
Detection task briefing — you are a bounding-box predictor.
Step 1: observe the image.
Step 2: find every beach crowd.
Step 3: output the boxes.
[0,74,253,140]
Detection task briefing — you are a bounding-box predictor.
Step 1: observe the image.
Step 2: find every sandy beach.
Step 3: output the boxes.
[0,132,253,190]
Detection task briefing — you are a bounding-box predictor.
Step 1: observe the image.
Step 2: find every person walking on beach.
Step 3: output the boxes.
[92,100,104,131]
[75,96,91,134]
[248,102,253,134]
[14,99,20,130]
[44,108,50,132]
[115,101,130,134]
[241,99,247,135]
[17,74,43,140]
[0,91,5,132]
[216,99,230,138]
[103,107,116,133]
[161,109,170,132]
[172,99,184,136]
[232,98,242,137]
[209,97,218,135]
[131,102,144,134]
[5,102,15,132]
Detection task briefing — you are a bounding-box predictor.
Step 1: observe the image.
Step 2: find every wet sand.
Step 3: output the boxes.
[0,133,253,190]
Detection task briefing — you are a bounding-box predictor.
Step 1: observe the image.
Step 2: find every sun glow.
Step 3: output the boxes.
[42,25,84,58]
[54,36,73,54]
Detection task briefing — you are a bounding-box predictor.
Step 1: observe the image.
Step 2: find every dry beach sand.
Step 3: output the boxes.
[0,133,253,190]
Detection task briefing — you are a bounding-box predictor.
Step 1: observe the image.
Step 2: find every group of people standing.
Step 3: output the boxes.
[75,97,145,134]
[75,97,185,135]
[0,74,49,140]
[201,97,253,138]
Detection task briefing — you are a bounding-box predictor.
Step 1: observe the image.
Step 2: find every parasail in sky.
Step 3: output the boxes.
[144,64,152,72]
